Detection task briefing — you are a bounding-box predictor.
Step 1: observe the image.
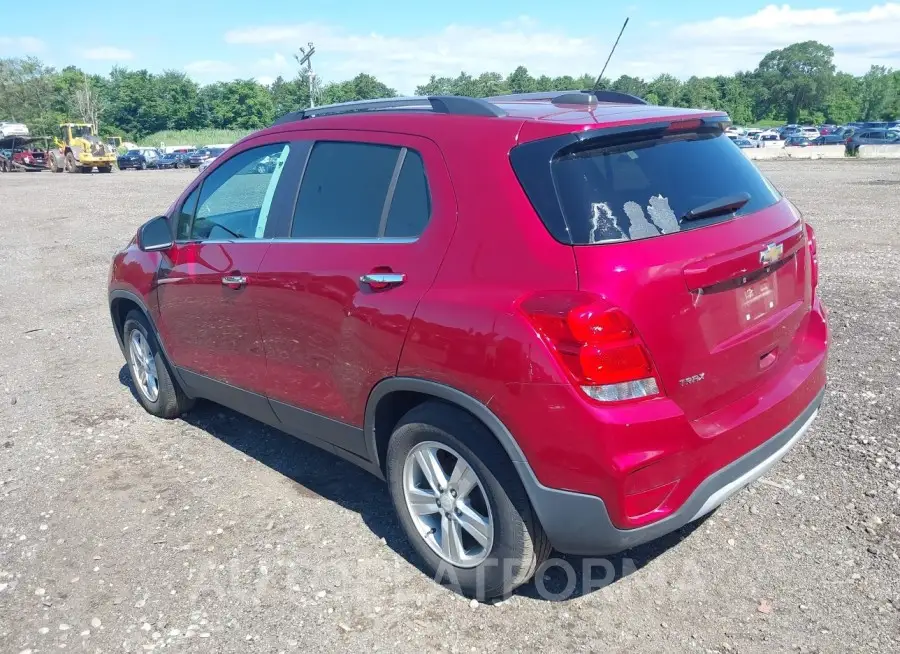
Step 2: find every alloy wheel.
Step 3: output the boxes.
[402,441,494,568]
[129,330,159,402]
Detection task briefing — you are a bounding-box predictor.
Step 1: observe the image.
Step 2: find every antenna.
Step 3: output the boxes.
[295,42,317,108]
[594,17,629,89]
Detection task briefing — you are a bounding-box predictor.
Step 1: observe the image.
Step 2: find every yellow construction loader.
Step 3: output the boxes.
[47,123,116,173]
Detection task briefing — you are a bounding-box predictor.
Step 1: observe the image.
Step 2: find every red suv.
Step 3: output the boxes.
[108,91,828,598]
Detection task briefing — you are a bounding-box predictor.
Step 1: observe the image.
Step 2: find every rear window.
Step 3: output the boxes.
[546,132,781,244]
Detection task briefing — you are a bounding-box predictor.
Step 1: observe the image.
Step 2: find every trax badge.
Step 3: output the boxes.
[759,242,783,265]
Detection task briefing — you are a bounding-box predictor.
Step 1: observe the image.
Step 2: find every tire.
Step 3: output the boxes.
[99,166,112,173]
[175,161,184,169]
[386,402,550,600]
[65,152,76,173]
[122,310,195,419]
[140,161,147,170]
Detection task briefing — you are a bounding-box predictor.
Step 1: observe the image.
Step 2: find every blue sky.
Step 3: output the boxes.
[2,1,899,93]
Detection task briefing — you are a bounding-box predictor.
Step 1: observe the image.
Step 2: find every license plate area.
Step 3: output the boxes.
[740,277,778,324]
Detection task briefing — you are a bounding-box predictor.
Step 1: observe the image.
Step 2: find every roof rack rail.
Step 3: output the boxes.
[272,95,507,126]
[485,90,649,106]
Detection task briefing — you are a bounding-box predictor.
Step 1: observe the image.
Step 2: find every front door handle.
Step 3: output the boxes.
[221,274,247,289]
[360,272,406,290]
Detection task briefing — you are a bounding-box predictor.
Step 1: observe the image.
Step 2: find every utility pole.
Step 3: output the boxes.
[295,42,317,108]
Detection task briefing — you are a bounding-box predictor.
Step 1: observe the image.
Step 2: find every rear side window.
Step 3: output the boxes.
[539,132,781,244]
[291,141,430,239]
[385,151,430,237]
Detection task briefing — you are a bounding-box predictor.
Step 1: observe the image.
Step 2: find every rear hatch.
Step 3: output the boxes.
[513,118,814,420]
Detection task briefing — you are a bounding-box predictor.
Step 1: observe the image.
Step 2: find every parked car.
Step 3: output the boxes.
[0,141,46,171]
[811,134,845,145]
[188,147,225,168]
[0,121,29,137]
[151,151,192,169]
[197,156,219,173]
[732,137,756,149]
[778,124,799,139]
[118,148,160,170]
[845,128,900,154]
[784,135,811,147]
[108,91,828,599]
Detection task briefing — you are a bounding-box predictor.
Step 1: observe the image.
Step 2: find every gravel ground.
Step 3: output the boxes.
[1,161,898,653]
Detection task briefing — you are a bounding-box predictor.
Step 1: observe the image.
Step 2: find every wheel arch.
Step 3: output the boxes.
[363,378,531,481]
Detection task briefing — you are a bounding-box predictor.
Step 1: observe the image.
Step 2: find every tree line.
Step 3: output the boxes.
[1,40,898,141]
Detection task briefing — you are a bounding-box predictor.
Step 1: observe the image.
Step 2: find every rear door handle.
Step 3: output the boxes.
[221,274,247,289]
[360,272,406,289]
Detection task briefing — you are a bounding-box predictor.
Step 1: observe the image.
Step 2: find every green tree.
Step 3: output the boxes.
[269,75,309,117]
[647,74,682,106]
[858,65,896,121]
[681,76,720,109]
[415,75,456,96]
[822,72,862,124]
[155,70,203,130]
[611,75,648,98]
[506,66,535,93]
[320,73,396,104]
[201,79,274,129]
[719,75,754,125]
[756,41,835,123]
[0,57,58,135]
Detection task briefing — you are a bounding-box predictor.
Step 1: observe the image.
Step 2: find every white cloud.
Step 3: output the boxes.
[184,59,238,77]
[218,4,900,92]
[224,17,601,93]
[81,46,134,61]
[0,36,44,54]
[660,3,900,76]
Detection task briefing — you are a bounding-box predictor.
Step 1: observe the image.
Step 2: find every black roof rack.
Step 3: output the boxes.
[272,95,507,126]
[486,90,649,106]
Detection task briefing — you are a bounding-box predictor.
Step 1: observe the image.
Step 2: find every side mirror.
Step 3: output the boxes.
[138,215,174,252]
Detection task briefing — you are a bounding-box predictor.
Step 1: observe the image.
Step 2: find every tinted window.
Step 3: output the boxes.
[192,143,291,240]
[385,150,430,237]
[175,186,200,240]
[291,141,399,238]
[547,132,781,244]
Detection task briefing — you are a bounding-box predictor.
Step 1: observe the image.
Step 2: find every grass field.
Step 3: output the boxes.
[137,128,253,148]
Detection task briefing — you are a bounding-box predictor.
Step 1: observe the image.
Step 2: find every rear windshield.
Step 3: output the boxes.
[548,132,781,244]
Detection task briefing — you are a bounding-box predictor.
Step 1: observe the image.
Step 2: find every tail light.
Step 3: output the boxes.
[805,222,819,292]
[519,292,661,403]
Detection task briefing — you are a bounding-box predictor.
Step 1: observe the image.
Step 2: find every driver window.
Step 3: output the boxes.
[190,143,291,241]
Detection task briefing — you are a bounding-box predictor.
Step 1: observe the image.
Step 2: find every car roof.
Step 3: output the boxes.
[258,92,728,147]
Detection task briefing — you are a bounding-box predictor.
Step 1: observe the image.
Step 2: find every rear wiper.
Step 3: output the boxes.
[681,192,751,222]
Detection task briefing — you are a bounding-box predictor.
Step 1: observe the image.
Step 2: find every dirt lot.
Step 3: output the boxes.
[1,162,898,653]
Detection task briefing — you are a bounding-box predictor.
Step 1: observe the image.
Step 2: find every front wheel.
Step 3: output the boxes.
[123,311,195,419]
[386,402,550,600]
[64,152,77,173]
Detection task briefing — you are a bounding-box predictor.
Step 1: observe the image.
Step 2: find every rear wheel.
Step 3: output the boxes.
[64,152,77,173]
[122,311,195,419]
[386,402,550,599]
[140,161,147,170]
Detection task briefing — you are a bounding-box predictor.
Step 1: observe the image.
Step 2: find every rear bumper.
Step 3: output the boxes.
[523,386,824,555]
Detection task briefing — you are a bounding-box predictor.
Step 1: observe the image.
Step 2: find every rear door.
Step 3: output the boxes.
[520,126,814,420]
[254,131,456,452]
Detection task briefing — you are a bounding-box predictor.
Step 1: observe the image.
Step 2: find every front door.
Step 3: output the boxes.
[155,139,299,395]
[253,132,456,455]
